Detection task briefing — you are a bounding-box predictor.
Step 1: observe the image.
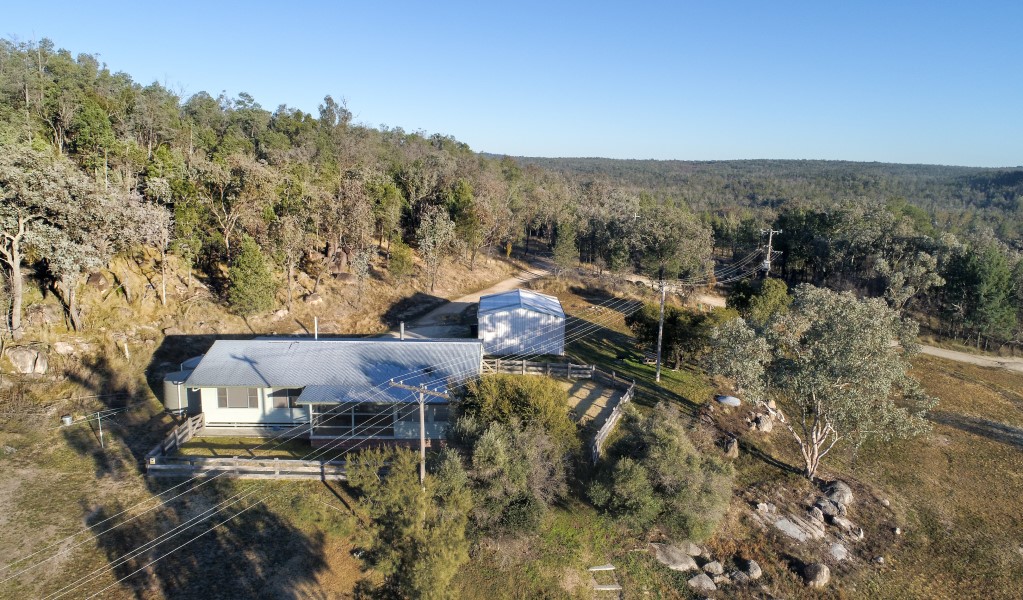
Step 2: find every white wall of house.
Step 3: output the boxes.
[198,387,309,428]
[479,307,565,356]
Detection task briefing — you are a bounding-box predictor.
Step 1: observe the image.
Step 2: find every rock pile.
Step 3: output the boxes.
[650,541,762,594]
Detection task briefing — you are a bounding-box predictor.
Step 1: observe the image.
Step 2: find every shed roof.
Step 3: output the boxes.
[478,289,564,318]
[185,338,482,405]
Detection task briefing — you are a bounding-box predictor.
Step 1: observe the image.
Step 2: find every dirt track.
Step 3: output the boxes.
[918,345,1023,373]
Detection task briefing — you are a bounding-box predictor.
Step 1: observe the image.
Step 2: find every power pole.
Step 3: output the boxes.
[761,228,782,278]
[388,380,449,488]
[655,266,666,383]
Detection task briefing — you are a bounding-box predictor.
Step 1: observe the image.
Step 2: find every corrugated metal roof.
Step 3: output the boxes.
[185,338,482,405]
[478,289,564,318]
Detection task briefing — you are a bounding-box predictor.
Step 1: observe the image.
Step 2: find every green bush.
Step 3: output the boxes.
[460,374,579,454]
[588,404,734,541]
[227,235,275,315]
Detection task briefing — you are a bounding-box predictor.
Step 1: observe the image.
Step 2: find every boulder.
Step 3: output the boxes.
[815,499,839,517]
[25,303,62,326]
[5,347,47,374]
[304,293,324,305]
[809,506,825,522]
[830,542,849,561]
[687,573,717,593]
[703,561,724,575]
[52,341,76,356]
[755,415,773,432]
[828,515,854,532]
[678,541,703,556]
[774,516,824,541]
[724,437,739,459]
[803,563,831,588]
[712,574,731,585]
[86,272,111,291]
[649,543,698,572]
[730,570,751,585]
[271,308,289,322]
[744,560,762,580]
[826,481,854,506]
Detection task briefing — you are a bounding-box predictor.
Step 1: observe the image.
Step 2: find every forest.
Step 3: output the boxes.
[2,38,1023,351]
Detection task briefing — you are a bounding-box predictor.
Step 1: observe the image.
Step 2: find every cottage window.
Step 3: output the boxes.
[217,387,259,409]
[269,388,302,409]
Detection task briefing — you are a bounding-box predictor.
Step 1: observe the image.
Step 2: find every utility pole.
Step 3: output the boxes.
[655,266,666,383]
[761,228,782,278]
[388,380,449,487]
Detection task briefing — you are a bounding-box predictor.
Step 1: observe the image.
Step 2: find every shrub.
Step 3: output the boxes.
[460,374,579,454]
[227,235,275,315]
[588,404,734,541]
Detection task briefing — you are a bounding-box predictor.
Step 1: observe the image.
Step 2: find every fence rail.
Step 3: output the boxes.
[146,455,348,480]
[145,413,204,463]
[590,370,636,464]
[482,358,594,379]
[144,412,349,480]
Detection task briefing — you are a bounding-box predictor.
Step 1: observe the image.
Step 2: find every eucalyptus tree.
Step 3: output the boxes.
[416,205,455,292]
[708,285,934,479]
[0,145,80,338]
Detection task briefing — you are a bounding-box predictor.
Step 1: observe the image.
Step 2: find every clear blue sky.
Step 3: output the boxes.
[6,1,1022,167]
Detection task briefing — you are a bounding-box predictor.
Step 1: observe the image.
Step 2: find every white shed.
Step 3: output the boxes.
[477,289,565,356]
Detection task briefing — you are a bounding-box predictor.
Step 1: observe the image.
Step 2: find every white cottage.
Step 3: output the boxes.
[165,338,483,446]
[477,289,565,356]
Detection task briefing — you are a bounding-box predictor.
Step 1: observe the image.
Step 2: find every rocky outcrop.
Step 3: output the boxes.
[702,560,724,575]
[830,542,849,561]
[724,437,739,458]
[649,543,698,572]
[5,347,48,374]
[803,562,831,588]
[687,573,717,592]
[744,559,762,580]
[826,480,854,506]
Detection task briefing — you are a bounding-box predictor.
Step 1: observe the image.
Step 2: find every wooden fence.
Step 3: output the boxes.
[144,412,348,480]
[590,370,636,465]
[482,358,594,379]
[145,413,204,463]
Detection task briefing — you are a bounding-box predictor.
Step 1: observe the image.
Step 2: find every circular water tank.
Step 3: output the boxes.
[163,370,192,413]
[714,395,742,407]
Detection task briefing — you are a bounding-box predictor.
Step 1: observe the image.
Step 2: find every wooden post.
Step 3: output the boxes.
[521,360,526,375]
[418,391,426,488]
[97,412,105,449]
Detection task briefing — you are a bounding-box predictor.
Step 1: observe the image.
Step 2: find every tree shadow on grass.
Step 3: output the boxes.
[80,480,326,600]
[380,292,447,328]
[928,411,1023,450]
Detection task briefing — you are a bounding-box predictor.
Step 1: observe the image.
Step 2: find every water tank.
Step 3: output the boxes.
[163,370,193,415]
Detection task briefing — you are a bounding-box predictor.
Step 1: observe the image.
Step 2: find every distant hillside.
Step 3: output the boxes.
[495,156,1023,223]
